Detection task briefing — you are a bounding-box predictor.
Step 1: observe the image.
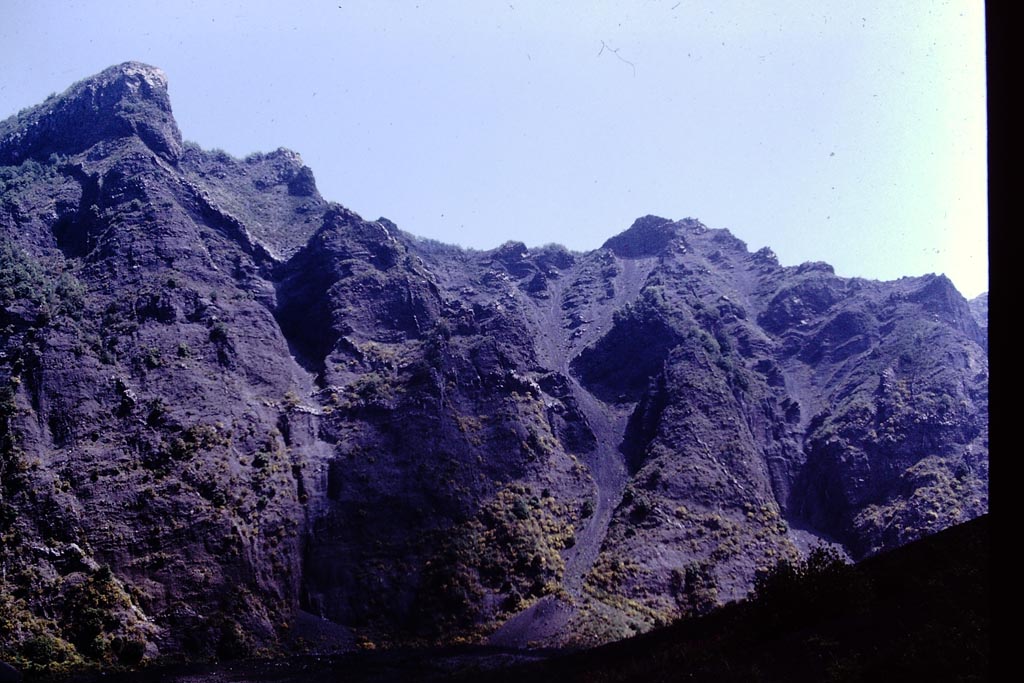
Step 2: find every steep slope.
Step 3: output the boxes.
[1,63,322,667]
[969,291,988,337]
[69,514,986,682]
[479,514,990,683]
[0,64,988,673]
[559,225,987,641]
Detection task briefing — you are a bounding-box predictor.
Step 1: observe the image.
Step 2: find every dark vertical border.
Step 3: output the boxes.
[983,5,1001,665]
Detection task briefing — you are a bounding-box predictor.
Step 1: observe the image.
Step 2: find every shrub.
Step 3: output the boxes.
[209,321,230,343]
[672,561,719,616]
[751,544,859,626]
[21,634,73,666]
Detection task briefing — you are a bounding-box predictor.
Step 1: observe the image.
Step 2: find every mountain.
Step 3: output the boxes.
[0,63,988,674]
[969,292,988,337]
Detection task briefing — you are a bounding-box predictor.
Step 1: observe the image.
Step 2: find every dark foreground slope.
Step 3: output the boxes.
[0,63,988,675]
[61,514,990,683]
[478,513,990,683]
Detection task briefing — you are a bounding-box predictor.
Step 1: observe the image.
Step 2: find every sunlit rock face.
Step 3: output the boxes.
[0,64,987,669]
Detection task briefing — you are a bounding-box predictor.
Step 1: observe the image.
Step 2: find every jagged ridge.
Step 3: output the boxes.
[0,64,988,674]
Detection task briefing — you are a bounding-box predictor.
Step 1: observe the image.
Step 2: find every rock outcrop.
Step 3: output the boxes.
[0,62,182,165]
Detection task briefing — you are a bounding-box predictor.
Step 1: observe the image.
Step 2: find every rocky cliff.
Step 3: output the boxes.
[0,64,988,672]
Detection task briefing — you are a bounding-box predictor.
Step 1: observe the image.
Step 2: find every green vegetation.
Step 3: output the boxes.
[671,560,719,616]
[0,564,153,676]
[415,484,576,639]
[0,239,85,324]
[488,516,988,682]
[0,156,67,194]
[0,591,85,675]
[853,454,984,554]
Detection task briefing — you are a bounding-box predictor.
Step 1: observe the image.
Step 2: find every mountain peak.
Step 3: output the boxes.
[88,61,173,108]
[601,214,677,257]
[0,61,182,165]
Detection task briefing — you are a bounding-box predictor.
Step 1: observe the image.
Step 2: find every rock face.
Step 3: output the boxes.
[969,292,988,337]
[0,62,182,165]
[0,64,989,670]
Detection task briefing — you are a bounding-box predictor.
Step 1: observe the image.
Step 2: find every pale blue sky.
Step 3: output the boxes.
[0,1,987,297]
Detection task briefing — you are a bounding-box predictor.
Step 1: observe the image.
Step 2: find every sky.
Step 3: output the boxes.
[0,1,988,297]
